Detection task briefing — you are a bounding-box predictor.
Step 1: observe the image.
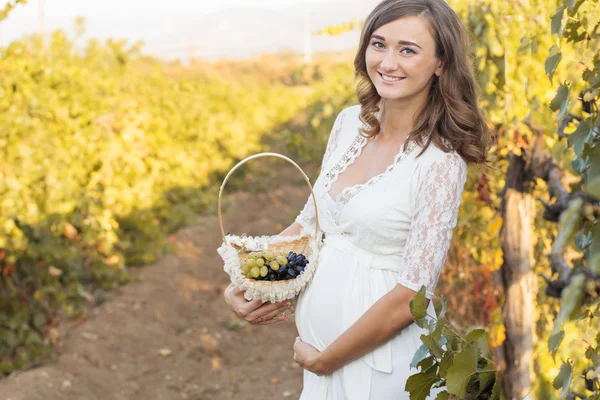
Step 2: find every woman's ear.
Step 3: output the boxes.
[435,61,443,77]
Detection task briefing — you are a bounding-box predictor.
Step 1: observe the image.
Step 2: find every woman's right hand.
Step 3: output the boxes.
[223,283,290,325]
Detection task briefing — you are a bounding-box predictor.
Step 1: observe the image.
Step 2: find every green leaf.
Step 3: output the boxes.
[551,6,565,35]
[590,145,600,180]
[410,344,431,369]
[438,295,448,320]
[410,286,428,320]
[444,331,460,352]
[1,331,19,348]
[517,36,531,53]
[564,20,587,43]
[552,362,573,398]
[586,175,600,199]
[477,370,496,396]
[421,333,444,358]
[432,316,446,342]
[553,274,586,333]
[434,392,450,400]
[490,371,502,400]
[32,313,47,331]
[439,351,454,378]
[550,84,570,119]
[405,366,439,400]
[446,344,479,398]
[555,198,583,250]
[548,330,565,361]
[567,120,591,157]
[545,48,562,80]
[466,328,486,342]
[417,356,436,372]
[590,253,600,275]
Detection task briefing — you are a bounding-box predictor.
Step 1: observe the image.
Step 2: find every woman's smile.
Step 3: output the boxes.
[378,72,406,84]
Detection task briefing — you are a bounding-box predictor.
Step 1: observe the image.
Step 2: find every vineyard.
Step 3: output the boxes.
[1,0,600,399]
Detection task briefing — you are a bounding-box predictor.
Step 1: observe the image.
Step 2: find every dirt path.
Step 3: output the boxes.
[0,170,314,400]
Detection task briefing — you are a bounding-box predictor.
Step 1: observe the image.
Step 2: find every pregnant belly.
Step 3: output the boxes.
[295,245,353,350]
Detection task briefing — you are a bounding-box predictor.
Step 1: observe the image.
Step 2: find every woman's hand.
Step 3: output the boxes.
[293,337,332,376]
[223,283,290,325]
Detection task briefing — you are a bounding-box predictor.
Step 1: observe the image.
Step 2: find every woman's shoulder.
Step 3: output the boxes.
[338,104,361,120]
[414,141,467,176]
[333,104,361,132]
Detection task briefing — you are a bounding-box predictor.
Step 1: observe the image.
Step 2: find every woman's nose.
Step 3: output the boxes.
[380,50,398,71]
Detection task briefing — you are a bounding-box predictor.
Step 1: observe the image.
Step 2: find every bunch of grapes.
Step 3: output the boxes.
[240,251,309,281]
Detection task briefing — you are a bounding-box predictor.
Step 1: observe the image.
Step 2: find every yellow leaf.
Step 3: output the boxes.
[487,216,503,236]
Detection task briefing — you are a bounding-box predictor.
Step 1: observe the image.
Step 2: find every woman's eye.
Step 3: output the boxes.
[371,41,385,49]
[400,48,416,55]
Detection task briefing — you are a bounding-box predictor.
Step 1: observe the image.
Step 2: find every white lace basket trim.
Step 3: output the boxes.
[217,233,320,302]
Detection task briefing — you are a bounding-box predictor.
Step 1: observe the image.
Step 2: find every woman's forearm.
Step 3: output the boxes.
[316,284,429,374]
[279,222,303,237]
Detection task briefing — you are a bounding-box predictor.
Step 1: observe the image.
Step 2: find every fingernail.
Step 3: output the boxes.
[279,316,288,321]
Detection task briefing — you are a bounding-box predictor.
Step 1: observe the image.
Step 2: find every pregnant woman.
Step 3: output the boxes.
[223,0,494,398]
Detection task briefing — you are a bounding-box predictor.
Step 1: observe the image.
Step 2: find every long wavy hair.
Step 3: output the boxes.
[354,0,495,165]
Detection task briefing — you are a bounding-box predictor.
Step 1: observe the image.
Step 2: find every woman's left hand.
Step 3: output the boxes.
[293,337,331,376]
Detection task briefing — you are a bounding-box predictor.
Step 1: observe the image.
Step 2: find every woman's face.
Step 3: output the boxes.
[365,15,443,104]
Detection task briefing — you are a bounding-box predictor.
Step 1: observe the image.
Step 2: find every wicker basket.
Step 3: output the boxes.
[216,152,321,303]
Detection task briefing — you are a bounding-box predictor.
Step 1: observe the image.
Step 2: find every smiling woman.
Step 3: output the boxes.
[223,0,495,399]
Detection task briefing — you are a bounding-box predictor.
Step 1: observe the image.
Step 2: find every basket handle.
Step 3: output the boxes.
[218,152,320,246]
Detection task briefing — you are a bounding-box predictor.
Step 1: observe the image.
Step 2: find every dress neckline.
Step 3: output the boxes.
[324,130,418,213]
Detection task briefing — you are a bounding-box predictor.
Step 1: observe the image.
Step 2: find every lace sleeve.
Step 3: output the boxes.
[395,152,468,299]
[294,109,347,234]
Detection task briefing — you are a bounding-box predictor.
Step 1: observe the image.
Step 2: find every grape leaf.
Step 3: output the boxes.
[548,330,565,361]
[585,175,600,199]
[553,362,573,398]
[410,286,428,321]
[545,47,562,80]
[550,84,569,119]
[446,344,479,398]
[421,333,444,358]
[434,391,450,400]
[405,366,439,400]
[410,344,431,369]
[551,6,565,35]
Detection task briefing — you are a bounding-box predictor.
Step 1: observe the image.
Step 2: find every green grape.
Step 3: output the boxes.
[264,252,275,261]
[256,258,265,267]
[241,262,251,274]
[250,266,260,279]
[246,258,257,268]
[276,255,287,265]
[260,266,269,277]
[269,260,280,271]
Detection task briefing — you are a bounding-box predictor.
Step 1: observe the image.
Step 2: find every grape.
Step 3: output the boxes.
[246,258,257,268]
[249,266,260,278]
[269,260,280,271]
[256,258,265,267]
[241,262,251,274]
[287,269,297,278]
[276,255,288,265]
[264,252,275,261]
[260,266,269,277]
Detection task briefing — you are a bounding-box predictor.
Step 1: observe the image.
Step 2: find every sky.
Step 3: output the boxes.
[0,0,380,61]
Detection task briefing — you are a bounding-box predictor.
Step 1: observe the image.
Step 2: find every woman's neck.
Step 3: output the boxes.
[378,92,428,142]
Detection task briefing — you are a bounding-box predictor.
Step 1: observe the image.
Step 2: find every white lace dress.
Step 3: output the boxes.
[293,105,467,399]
